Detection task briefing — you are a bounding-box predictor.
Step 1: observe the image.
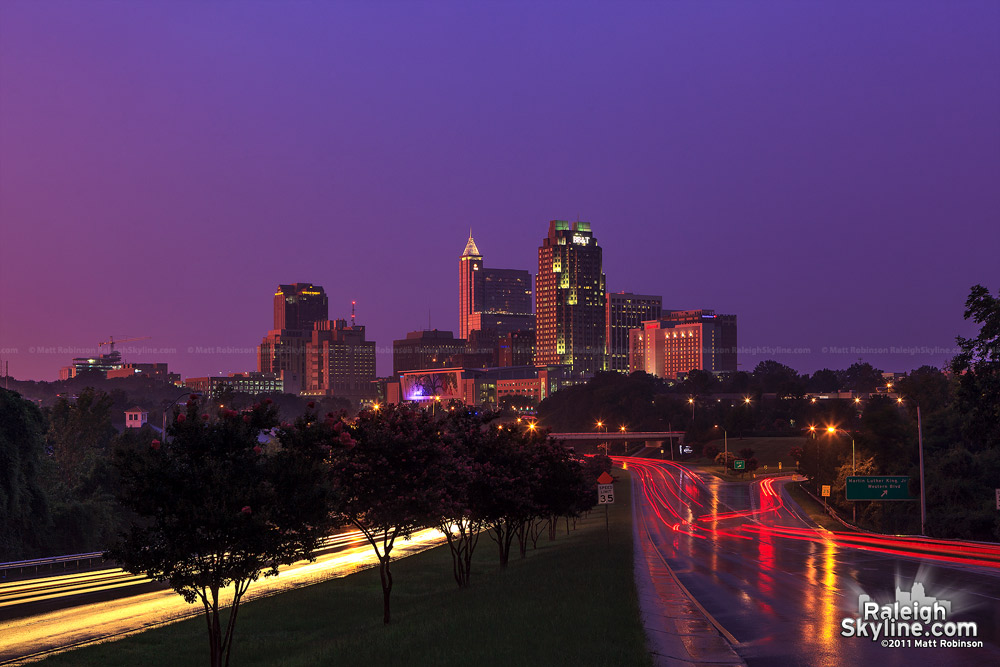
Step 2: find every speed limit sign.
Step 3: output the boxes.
[598,483,614,504]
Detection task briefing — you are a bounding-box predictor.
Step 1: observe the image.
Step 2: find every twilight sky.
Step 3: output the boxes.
[1,1,998,382]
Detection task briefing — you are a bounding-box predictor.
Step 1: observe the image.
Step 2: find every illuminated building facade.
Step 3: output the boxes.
[535,220,606,375]
[304,319,377,402]
[386,364,572,407]
[393,330,466,375]
[458,234,533,339]
[274,283,328,331]
[606,292,662,373]
[184,372,284,398]
[258,328,308,393]
[498,329,535,367]
[629,310,737,379]
[259,283,330,394]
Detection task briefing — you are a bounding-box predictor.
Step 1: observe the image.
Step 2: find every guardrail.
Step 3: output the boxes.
[0,551,105,578]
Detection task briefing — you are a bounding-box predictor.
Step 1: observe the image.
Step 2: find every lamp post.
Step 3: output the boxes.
[897,397,926,536]
[827,426,856,524]
[688,397,695,422]
[162,390,198,441]
[714,424,728,472]
[619,424,627,455]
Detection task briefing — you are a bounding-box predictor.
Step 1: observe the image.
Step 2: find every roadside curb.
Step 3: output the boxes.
[631,476,746,667]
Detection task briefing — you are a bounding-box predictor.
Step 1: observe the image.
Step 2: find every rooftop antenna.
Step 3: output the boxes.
[351,300,356,327]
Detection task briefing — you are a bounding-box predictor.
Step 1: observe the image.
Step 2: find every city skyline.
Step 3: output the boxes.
[1,2,997,381]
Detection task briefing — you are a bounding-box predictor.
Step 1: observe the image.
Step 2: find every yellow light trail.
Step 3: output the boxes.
[0,528,445,665]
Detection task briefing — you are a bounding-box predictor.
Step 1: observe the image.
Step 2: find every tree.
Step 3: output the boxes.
[435,408,491,588]
[44,388,121,552]
[806,369,841,393]
[107,399,330,667]
[951,284,1000,451]
[330,405,449,623]
[752,361,804,397]
[839,362,884,395]
[0,389,50,560]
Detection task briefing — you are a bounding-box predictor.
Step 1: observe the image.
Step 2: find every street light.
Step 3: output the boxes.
[688,397,695,421]
[826,426,857,524]
[713,424,728,472]
[896,397,927,536]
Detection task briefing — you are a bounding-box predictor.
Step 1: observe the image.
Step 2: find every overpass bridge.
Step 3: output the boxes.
[548,431,685,443]
[548,431,686,457]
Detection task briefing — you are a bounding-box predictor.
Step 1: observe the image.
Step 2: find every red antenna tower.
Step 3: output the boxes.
[351,300,356,326]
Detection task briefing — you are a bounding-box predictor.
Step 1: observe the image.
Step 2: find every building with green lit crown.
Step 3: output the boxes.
[535,221,607,376]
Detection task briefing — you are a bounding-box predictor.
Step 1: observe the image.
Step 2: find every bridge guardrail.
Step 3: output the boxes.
[0,552,105,578]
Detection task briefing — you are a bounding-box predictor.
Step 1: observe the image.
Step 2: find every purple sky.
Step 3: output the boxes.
[1,1,998,382]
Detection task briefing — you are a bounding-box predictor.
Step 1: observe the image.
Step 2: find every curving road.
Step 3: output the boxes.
[622,456,1000,667]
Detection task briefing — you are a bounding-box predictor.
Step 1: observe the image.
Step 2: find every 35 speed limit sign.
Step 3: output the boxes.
[598,483,614,504]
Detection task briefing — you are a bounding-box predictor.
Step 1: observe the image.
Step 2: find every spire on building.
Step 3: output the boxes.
[462,232,481,257]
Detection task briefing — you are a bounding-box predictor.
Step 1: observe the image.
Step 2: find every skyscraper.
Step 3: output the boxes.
[606,292,662,373]
[274,283,328,330]
[458,233,533,340]
[458,236,483,340]
[535,221,607,375]
[259,283,330,394]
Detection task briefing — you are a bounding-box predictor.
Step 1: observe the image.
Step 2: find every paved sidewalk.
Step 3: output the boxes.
[632,485,746,667]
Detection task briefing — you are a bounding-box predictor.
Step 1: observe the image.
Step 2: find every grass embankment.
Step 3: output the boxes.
[784,481,856,532]
[40,470,650,667]
[682,436,806,480]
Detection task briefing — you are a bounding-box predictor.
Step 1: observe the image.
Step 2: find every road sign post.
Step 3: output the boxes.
[597,472,614,545]
[733,459,746,471]
[821,485,831,506]
[996,488,999,511]
[598,484,614,504]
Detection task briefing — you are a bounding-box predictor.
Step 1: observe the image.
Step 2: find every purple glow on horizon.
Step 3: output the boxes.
[0,2,997,382]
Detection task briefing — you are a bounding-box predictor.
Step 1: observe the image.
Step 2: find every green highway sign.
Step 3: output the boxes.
[846,476,913,501]
[733,459,746,470]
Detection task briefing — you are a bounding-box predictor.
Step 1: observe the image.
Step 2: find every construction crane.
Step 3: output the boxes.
[99,336,151,354]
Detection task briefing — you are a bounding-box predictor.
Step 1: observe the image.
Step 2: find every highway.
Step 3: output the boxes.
[622,456,1000,667]
[0,528,445,665]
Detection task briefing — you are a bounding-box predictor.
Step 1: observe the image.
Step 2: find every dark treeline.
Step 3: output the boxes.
[0,382,352,561]
[107,400,603,666]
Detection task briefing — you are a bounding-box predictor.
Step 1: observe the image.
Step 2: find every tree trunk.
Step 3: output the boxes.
[208,586,222,667]
[516,520,528,558]
[379,556,393,624]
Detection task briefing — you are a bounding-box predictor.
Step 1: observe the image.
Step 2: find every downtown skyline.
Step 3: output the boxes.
[1,1,998,382]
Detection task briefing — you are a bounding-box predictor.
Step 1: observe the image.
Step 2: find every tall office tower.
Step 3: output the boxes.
[459,236,484,340]
[606,292,662,373]
[305,319,377,402]
[535,220,607,376]
[458,233,534,340]
[259,283,330,394]
[628,309,737,379]
[274,283,328,330]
